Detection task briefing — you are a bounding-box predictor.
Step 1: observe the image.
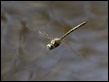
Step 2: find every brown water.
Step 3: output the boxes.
[1,1,108,81]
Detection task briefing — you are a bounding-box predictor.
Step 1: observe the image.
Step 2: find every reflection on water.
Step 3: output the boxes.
[1,1,108,81]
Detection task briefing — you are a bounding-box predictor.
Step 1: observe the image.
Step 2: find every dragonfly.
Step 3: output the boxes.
[47,20,88,50]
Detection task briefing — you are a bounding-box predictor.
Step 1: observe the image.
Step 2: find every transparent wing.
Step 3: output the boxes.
[38,30,52,40]
[59,36,84,60]
[18,21,55,62]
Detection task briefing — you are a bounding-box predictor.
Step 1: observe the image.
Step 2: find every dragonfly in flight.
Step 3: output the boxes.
[47,20,88,50]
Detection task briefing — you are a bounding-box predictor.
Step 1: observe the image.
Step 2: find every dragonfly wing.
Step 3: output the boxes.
[61,40,83,58]
[38,31,52,40]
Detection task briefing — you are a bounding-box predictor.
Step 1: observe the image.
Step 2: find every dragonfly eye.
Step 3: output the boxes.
[47,43,54,50]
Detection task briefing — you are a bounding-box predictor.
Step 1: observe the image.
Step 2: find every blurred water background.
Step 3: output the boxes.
[1,1,108,81]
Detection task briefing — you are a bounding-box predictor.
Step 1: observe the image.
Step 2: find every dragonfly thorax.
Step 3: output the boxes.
[47,38,61,50]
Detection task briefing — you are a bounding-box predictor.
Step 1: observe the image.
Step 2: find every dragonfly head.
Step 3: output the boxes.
[47,43,54,50]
